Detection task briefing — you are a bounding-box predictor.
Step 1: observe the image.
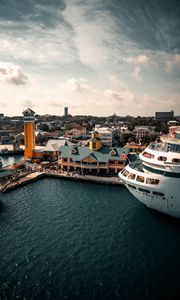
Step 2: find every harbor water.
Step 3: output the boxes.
[0,155,24,168]
[1,178,180,299]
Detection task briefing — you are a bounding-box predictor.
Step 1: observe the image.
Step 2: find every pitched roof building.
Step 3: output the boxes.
[58,131,128,175]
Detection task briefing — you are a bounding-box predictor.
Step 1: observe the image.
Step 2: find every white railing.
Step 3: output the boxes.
[148,142,168,152]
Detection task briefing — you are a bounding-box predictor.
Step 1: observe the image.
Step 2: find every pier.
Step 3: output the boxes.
[46,171,124,186]
[0,169,124,193]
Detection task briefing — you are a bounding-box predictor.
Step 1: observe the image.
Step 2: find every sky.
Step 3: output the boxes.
[0,0,180,117]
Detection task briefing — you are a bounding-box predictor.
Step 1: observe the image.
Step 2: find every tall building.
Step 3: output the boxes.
[155,111,174,122]
[23,108,36,160]
[64,107,68,117]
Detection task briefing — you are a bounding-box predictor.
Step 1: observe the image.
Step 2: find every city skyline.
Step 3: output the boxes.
[0,0,180,116]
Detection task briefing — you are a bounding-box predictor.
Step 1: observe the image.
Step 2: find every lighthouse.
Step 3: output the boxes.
[23,108,36,160]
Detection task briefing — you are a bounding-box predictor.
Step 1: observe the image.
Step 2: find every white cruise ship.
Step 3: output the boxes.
[119,127,180,219]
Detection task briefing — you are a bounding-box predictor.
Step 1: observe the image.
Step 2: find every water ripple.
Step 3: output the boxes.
[1,179,180,299]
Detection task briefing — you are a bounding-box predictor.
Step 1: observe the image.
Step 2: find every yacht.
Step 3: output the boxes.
[119,127,180,218]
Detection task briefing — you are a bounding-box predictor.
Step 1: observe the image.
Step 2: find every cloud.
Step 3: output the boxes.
[49,99,81,109]
[165,54,180,72]
[125,55,150,65]
[58,78,91,93]
[21,99,35,108]
[131,66,141,81]
[104,89,136,103]
[61,1,123,68]
[123,55,150,81]
[0,102,8,107]
[0,62,28,85]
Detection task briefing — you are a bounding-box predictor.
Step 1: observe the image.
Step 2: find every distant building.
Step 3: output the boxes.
[124,143,146,154]
[65,127,86,139]
[132,126,152,140]
[155,111,174,122]
[168,120,178,126]
[94,127,115,147]
[0,113,4,120]
[64,107,68,117]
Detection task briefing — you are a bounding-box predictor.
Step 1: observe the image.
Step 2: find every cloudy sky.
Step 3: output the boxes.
[0,0,180,116]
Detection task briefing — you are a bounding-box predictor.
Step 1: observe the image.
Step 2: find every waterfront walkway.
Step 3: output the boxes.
[46,170,124,185]
[0,169,124,193]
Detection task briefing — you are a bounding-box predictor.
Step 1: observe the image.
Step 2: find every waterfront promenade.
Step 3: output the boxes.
[0,168,124,193]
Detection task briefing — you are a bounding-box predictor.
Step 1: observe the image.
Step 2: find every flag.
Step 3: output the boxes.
[122,153,128,160]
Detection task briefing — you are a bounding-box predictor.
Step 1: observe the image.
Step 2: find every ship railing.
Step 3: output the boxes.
[165,162,180,166]
[129,160,144,172]
[148,142,168,152]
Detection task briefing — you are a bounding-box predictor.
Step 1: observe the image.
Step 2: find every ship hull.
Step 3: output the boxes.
[119,165,180,219]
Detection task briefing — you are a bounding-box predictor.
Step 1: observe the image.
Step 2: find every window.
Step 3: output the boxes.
[142,152,154,159]
[123,170,129,177]
[138,188,150,194]
[169,144,180,153]
[152,191,164,196]
[109,160,115,164]
[143,165,165,175]
[111,150,116,156]
[72,149,77,154]
[136,175,145,182]
[158,156,167,161]
[128,173,136,180]
[121,169,126,175]
[172,158,180,163]
[146,178,160,185]
[128,184,137,190]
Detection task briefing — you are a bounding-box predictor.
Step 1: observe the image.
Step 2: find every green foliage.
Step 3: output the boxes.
[119,133,135,147]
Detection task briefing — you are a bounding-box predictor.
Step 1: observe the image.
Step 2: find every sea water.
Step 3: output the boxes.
[0,178,180,299]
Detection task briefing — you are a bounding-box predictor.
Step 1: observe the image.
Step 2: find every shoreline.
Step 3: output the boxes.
[1,171,124,193]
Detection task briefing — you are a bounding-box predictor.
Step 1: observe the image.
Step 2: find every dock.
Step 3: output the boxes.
[0,170,124,193]
[1,172,45,192]
[46,171,124,186]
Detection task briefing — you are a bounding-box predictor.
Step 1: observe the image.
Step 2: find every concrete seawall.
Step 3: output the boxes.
[1,171,124,193]
[46,172,124,186]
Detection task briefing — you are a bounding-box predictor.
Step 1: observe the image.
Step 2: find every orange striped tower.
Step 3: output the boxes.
[23,108,35,160]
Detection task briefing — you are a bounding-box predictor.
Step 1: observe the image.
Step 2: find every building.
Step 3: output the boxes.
[23,108,36,160]
[168,120,178,126]
[58,131,129,175]
[23,108,45,162]
[155,111,174,122]
[124,143,146,154]
[64,107,68,118]
[65,127,86,139]
[0,113,4,120]
[93,127,115,147]
[132,126,152,141]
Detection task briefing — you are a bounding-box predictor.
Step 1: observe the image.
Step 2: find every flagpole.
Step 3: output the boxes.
[122,152,130,164]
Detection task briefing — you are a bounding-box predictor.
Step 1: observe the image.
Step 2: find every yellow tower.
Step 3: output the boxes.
[89,131,102,151]
[23,108,36,160]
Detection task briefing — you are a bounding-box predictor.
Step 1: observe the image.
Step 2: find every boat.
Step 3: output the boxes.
[0,147,24,156]
[119,127,180,219]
